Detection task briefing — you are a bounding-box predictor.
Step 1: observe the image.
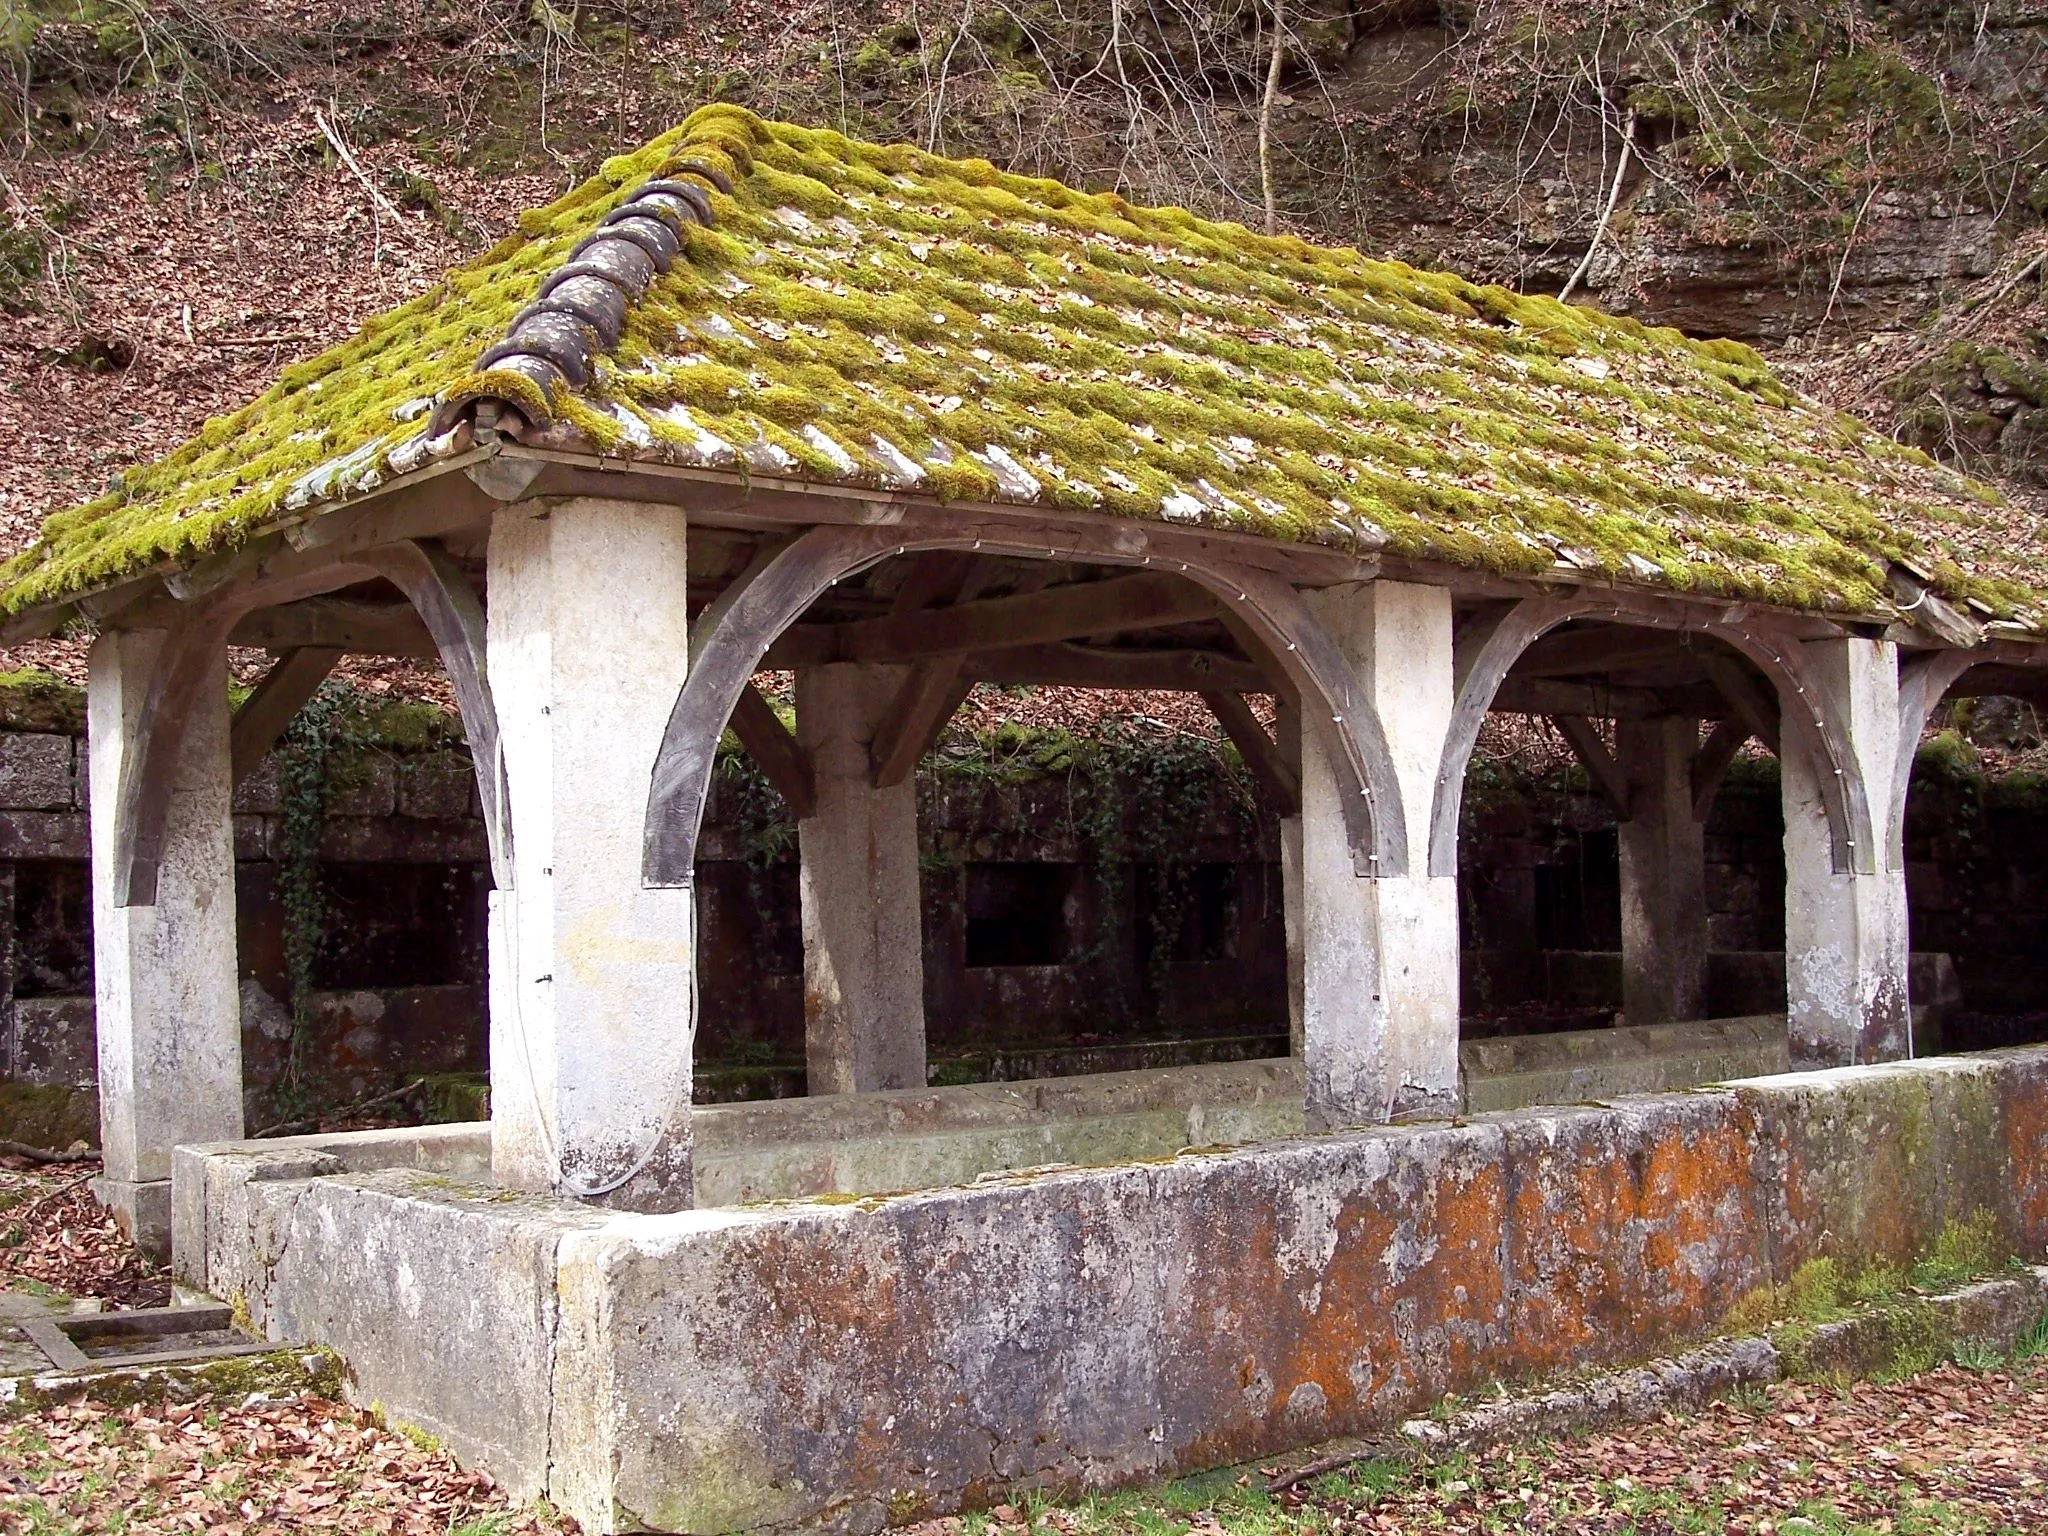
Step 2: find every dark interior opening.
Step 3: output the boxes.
[965,862,1071,968]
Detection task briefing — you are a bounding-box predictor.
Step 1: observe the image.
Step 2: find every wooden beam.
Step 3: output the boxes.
[1691,719,1749,822]
[1697,650,1781,756]
[644,522,1409,887]
[505,447,1386,587]
[230,648,342,787]
[1551,714,1631,817]
[228,598,438,657]
[729,681,816,817]
[1511,628,1697,679]
[964,644,1271,694]
[1489,677,1728,719]
[869,555,992,789]
[1203,690,1300,815]
[767,570,1220,669]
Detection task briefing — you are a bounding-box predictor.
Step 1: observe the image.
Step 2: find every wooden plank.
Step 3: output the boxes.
[354,541,511,888]
[19,1316,92,1373]
[229,648,342,787]
[59,1304,234,1340]
[1550,714,1631,818]
[964,644,1270,694]
[1691,719,1749,822]
[729,681,816,817]
[1696,650,1782,756]
[1202,690,1300,815]
[228,598,438,657]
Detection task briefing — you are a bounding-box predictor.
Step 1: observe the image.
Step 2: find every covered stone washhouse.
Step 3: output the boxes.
[10,105,2048,1530]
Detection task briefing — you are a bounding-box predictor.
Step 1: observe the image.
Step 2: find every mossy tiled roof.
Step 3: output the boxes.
[3,105,2041,625]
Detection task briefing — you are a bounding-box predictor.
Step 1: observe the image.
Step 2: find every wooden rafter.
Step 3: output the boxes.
[229,648,342,787]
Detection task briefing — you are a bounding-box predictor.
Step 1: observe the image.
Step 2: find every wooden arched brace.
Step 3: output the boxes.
[1707,624,1878,877]
[1426,597,1599,877]
[1888,650,1982,871]
[642,522,1409,887]
[354,540,512,892]
[114,562,378,908]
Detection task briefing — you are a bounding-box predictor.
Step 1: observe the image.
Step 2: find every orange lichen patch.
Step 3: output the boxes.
[2005,1072,2048,1249]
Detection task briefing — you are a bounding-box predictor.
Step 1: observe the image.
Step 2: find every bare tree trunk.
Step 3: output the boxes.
[1259,1,1286,235]
[1559,109,1637,303]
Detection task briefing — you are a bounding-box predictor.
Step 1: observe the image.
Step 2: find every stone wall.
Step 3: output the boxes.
[7,728,2048,1133]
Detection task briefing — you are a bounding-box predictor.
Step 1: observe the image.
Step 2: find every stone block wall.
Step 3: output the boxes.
[7,726,2048,1132]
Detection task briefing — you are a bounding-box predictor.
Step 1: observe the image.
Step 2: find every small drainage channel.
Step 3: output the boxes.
[15,1304,275,1373]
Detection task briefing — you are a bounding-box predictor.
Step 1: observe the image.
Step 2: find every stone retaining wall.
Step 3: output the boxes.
[178,1046,2048,1534]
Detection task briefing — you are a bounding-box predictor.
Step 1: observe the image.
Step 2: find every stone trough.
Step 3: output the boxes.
[176,1043,2048,1533]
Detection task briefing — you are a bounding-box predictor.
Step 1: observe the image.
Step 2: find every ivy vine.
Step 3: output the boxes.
[271,680,368,1114]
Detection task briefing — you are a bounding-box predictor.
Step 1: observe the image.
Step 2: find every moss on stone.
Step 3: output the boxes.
[0,1082,97,1150]
[0,669,84,734]
[0,107,2035,627]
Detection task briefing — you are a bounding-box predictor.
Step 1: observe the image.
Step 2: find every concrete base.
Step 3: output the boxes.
[168,1025,2006,1536]
[93,1175,169,1258]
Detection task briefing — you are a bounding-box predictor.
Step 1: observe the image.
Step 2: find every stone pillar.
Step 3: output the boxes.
[1280,814,1304,1059]
[88,629,241,1255]
[795,664,926,1094]
[1296,581,1459,1126]
[487,499,697,1207]
[1616,715,1708,1026]
[1780,636,1909,1067]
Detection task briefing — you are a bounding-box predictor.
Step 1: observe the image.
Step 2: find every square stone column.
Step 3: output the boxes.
[88,629,241,1255]
[1295,581,1459,1126]
[1781,636,1909,1067]
[487,499,697,1207]
[795,664,927,1094]
[1616,715,1708,1025]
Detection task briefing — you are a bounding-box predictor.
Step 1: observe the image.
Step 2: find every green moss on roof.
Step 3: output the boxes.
[2,104,2039,625]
